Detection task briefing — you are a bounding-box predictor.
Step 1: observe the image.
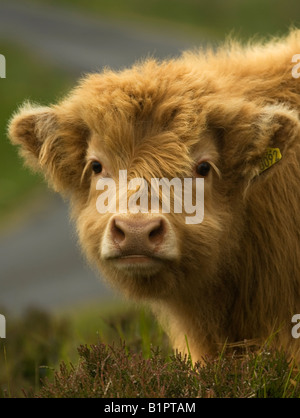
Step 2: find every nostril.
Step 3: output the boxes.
[111,219,126,244]
[148,219,166,246]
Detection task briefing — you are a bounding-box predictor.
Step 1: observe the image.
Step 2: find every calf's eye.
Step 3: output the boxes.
[196,161,211,177]
[91,161,103,174]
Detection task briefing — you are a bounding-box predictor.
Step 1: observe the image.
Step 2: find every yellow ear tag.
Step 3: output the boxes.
[259,147,282,174]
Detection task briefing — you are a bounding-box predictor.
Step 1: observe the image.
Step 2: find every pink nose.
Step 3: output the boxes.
[110,216,166,254]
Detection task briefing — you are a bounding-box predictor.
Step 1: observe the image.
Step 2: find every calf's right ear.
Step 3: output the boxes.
[8,102,89,195]
[8,102,58,171]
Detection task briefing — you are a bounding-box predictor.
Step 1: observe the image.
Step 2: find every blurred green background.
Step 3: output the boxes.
[0,43,73,223]
[35,0,300,39]
[1,0,300,397]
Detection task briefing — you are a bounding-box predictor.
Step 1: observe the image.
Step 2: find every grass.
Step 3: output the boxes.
[61,301,171,361]
[39,342,300,398]
[0,303,171,398]
[1,304,300,398]
[32,0,300,40]
[0,307,72,397]
[33,316,300,398]
[0,42,73,224]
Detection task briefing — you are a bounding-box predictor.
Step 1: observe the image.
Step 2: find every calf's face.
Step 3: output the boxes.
[75,122,224,299]
[8,65,300,302]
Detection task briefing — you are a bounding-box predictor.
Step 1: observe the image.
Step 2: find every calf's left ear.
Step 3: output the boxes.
[8,102,89,195]
[239,104,300,182]
[208,99,300,184]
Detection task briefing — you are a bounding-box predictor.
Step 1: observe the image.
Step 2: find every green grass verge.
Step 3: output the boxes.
[0,42,73,223]
[1,304,300,398]
[32,0,300,40]
[0,303,171,398]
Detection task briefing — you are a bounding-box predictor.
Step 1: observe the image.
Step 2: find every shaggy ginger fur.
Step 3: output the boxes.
[8,30,300,363]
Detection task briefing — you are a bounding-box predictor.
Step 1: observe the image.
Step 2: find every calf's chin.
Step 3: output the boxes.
[75,196,226,303]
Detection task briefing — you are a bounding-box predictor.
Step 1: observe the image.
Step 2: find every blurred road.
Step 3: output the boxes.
[0,0,198,315]
[0,0,194,74]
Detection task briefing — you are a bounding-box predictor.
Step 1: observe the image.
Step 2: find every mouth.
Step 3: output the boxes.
[114,254,157,264]
[105,253,164,271]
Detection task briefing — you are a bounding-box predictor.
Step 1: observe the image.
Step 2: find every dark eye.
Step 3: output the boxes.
[196,161,211,177]
[91,160,103,174]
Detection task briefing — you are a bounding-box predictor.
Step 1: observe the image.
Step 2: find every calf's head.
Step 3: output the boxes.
[8,61,300,301]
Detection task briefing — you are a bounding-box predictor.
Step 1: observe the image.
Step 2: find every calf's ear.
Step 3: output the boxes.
[8,102,89,195]
[238,104,300,182]
[208,100,300,185]
[8,102,57,170]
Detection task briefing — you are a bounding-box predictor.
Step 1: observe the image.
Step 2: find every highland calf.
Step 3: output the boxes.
[8,30,300,362]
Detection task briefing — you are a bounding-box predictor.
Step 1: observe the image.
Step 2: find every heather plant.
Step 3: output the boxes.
[39,340,300,398]
[1,306,300,398]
